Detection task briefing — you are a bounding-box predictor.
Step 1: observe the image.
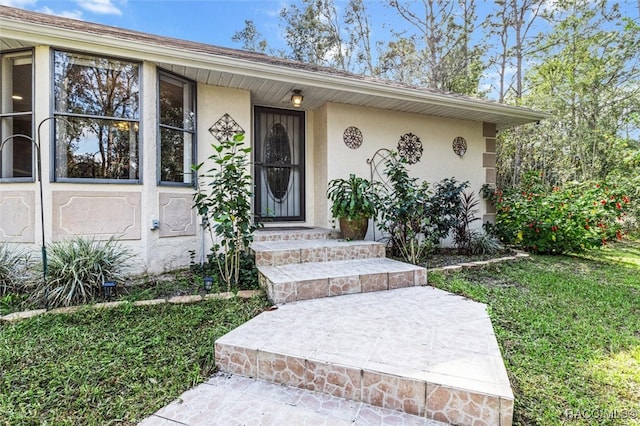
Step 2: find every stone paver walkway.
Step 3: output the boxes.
[140,228,516,425]
[139,373,448,425]
[141,286,513,425]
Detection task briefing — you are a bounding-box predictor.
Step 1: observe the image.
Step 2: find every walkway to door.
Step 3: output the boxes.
[140,228,514,426]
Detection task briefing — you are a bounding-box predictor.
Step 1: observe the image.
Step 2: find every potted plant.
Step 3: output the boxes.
[327,174,380,240]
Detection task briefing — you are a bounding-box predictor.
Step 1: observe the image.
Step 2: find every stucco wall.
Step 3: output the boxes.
[322,102,488,239]
[1,43,495,272]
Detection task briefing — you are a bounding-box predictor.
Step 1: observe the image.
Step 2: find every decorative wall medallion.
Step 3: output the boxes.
[397,132,423,164]
[208,113,245,142]
[343,126,363,149]
[452,136,467,156]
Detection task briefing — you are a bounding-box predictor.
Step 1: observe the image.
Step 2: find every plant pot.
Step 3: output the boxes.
[339,216,369,240]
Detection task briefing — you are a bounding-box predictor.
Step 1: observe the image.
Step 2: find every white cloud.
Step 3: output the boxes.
[0,0,37,7]
[39,6,83,19]
[75,0,122,15]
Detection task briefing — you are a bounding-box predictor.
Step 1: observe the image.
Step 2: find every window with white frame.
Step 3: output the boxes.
[0,51,33,180]
[53,50,140,181]
[158,71,195,184]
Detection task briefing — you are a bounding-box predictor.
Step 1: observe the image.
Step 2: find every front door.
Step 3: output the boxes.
[254,107,305,221]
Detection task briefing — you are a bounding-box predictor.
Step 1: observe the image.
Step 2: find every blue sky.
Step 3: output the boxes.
[0,0,403,50]
[3,0,639,100]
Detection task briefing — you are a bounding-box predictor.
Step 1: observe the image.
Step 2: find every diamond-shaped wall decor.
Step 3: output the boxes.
[208,113,245,142]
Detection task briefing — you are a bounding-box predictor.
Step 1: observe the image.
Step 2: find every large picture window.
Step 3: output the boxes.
[53,50,140,181]
[158,71,195,184]
[0,51,33,180]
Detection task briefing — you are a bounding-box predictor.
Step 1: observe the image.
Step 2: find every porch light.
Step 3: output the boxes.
[291,89,304,108]
[203,276,213,292]
[102,281,117,301]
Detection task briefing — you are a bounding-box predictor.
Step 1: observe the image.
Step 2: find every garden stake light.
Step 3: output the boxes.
[203,276,213,292]
[102,281,116,301]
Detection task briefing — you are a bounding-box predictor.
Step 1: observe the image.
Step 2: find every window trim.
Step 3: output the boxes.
[0,48,35,183]
[51,48,142,184]
[157,68,197,187]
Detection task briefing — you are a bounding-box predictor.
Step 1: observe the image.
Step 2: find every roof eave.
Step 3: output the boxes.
[0,9,550,129]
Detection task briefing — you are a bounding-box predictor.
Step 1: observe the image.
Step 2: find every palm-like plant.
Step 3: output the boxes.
[327,174,380,239]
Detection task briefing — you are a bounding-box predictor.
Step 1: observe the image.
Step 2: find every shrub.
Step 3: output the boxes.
[453,191,480,254]
[610,174,640,235]
[376,153,468,263]
[377,154,431,263]
[193,134,259,291]
[31,237,132,308]
[469,231,503,255]
[424,177,469,246]
[0,244,34,295]
[484,173,630,254]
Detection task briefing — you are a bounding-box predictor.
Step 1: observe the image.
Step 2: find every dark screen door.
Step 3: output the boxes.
[254,107,305,221]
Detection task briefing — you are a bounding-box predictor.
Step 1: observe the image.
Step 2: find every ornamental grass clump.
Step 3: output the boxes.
[0,244,34,296]
[31,237,132,308]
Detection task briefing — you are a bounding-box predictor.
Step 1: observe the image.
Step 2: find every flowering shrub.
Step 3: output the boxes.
[484,174,630,254]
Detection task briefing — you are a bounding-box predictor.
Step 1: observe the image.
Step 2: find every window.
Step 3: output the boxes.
[158,71,195,184]
[0,51,33,180]
[53,50,140,181]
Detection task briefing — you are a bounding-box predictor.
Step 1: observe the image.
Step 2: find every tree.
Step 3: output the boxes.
[486,0,545,103]
[231,20,267,53]
[381,0,486,94]
[232,0,379,76]
[497,0,640,187]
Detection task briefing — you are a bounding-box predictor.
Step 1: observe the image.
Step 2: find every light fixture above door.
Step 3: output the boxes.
[290,89,303,108]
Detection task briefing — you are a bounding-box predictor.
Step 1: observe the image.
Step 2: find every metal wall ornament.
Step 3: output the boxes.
[397,132,423,164]
[343,126,363,149]
[208,113,245,142]
[452,136,467,156]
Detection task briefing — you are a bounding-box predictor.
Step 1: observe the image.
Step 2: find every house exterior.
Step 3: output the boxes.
[0,6,546,274]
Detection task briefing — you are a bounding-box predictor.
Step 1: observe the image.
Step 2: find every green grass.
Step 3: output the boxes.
[0,296,270,425]
[429,240,640,426]
[2,242,638,425]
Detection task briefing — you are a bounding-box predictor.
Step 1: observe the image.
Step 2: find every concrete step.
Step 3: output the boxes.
[140,372,449,425]
[251,239,386,267]
[252,226,333,242]
[214,287,514,426]
[258,258,427,304]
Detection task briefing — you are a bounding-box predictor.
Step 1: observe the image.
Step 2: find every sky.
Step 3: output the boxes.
[0,0,404,51]
[2,0,639,99]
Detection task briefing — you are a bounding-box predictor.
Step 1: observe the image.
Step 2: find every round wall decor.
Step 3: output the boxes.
[452,136,467,156]
[343,126,363,149]
[397,132,423,164]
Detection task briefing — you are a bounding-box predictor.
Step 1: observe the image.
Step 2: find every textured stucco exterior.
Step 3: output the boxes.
[0,6,545,274]
[0,46,497,274]
[317,102,487,239]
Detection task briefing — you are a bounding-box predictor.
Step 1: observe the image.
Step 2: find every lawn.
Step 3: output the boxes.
[429,239,640,426]
[0,296,270,425]
[1,242,638,425]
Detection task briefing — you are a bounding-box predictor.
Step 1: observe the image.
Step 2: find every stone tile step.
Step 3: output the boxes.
[215,287,514,426]
[252,226,334,242]
[258,258,427,304]
[251,238,386,266]
[140,372,449,425]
